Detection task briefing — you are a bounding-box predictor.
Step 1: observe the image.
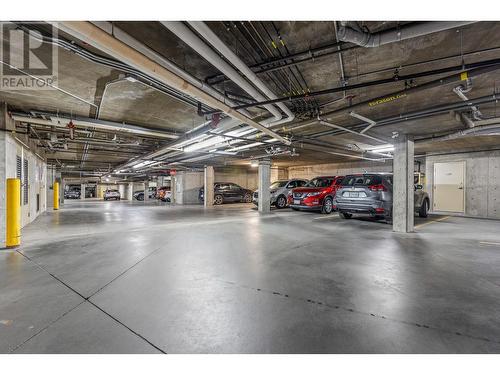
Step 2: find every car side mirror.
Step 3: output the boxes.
[415,184,423,190]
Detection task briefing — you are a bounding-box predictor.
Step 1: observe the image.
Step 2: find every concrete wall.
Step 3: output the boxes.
[271,167,289,182]
[46,167,58,209]
[7,134,47,228]
[214,166,258,190]
[426,150,500,219]
[1,132,48,246]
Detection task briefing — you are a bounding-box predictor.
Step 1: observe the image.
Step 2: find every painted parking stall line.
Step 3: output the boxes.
[414,215,451,229]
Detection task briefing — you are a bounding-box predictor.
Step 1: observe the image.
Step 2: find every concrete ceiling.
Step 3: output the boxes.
[2,21,500,176]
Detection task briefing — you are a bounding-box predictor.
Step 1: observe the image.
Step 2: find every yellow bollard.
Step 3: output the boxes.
[6,178,21,248]
[53,181,59,210]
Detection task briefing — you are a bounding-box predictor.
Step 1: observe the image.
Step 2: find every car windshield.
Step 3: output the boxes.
[270,181,288,189]
[107,190,119,193]
[308,178,334,188]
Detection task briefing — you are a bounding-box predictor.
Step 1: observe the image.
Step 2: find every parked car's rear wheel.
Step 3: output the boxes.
[214,194,223,205]
[276,195,287,209]
[321,197,333,214]
[243,193,252,203]
[340,212,352,219]
[137,193,144,201]
[419,199,429,218]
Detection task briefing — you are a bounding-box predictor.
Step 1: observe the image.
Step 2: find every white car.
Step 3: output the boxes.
[103,189,121,201]
[253,179,309,208]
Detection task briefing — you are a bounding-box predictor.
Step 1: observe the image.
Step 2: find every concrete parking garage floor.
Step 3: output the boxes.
[2,201,500,353]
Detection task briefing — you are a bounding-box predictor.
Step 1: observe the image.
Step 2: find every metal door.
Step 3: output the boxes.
[433,161,465,212]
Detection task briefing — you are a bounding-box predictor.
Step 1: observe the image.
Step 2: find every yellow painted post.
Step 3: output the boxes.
[6,178,21,248]
[53,181,59,210]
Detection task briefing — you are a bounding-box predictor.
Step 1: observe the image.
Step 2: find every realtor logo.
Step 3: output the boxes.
[0,22,58,90]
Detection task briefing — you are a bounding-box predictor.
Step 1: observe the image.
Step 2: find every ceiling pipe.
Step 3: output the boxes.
[188,21,295,126]
[90,22,297,161]
[299,143,388,162]
[15,23,209,112]
[11,112,179,139]
[52,21,291,173]
[337,21,476,48]
[417,122,500,143]
[161,21,283,123]
[284,66,500,139]
[228,61,500,112]
[209,90,500,158]
[349,111,377,133]
[273,93,500,149]
[304,94,500,146]
[91,21,253,119]
[453,82,483,121]
[51,22,290,146]
[318,118,387,144]
[205,40,357,86]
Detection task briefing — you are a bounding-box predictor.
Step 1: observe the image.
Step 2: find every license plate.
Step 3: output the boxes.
[344,191,363,198]
[294,199,300,205]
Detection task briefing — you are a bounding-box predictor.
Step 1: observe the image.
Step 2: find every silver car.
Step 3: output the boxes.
[103,189,121,201]
[253,179,308,208]
[334,173,429,221]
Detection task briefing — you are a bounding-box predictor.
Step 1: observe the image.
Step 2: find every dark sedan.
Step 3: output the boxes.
[199,182,253,205]
[64,189,81,199]
[133,187,157,201]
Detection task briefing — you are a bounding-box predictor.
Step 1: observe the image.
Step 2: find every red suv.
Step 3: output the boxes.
[288,175,344,214]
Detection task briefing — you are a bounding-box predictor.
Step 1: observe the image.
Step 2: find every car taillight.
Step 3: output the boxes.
[369,184,387,192]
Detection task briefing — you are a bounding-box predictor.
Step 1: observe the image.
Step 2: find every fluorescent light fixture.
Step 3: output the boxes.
[226,139,278,152]
[367,145,395,153]
[183,136,226,152]
[132,160,155,169]
[250,161,258,167]
[206,149,236,155]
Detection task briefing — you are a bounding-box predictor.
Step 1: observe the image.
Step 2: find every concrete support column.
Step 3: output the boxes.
[204,165,215,207]
[393,135,414,233]
[129,184,135,201]
[60,179,65,206]
[171,176,177,204]
[174,172,185,205]
[144,180,149,201]
[55,172,62,208]
[258,159,271,214]
[80,183,86,200]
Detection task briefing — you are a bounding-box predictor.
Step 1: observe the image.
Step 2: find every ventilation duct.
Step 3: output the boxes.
[51,22,290,145]
[337,21,476,48]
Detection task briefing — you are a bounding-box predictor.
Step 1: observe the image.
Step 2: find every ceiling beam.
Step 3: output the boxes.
[51,21,291,146]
